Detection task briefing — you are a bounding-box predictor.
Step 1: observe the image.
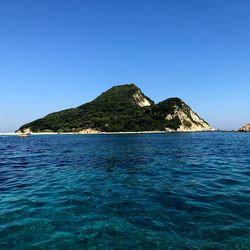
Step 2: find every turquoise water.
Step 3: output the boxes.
[0,133,249,249]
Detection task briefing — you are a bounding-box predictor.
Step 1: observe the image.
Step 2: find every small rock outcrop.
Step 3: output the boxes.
[79,128,100,134]
[238,123,250,132]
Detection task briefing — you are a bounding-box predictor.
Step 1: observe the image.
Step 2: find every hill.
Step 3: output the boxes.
[18,84,213,133]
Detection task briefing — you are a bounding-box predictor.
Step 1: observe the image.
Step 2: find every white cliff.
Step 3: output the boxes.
[133,90,151,107]
[164,100,214,132]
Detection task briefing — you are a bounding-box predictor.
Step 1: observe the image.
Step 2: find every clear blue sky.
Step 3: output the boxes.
[1,0,250,132]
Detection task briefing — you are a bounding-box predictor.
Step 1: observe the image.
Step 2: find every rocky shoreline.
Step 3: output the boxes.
[238,123,250,132]
[0,130,241,136]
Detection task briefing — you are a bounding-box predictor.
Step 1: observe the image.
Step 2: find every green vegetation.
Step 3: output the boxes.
[18,84,208,132]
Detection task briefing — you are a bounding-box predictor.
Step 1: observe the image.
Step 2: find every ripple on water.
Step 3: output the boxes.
[0,133,250,249]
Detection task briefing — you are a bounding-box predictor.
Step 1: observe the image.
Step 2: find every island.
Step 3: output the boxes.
[17,84,214,134]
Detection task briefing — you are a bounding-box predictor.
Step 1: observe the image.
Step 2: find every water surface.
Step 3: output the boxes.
[0,133,249,249]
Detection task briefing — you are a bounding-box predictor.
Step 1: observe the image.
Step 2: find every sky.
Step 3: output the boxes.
[0,0,250,132]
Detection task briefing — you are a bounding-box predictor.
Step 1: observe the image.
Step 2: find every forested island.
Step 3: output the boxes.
[18,84,213,133]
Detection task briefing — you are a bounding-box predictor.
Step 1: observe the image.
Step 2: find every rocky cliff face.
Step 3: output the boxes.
[133,90,151,107]
[163,98,213,132]
[18,84,213,133]
[238,123,250,132]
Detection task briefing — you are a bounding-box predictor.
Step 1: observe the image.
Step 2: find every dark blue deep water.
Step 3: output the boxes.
[0,133,249,249]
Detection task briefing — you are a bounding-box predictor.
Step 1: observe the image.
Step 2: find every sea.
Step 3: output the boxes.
[0,133,249,249]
